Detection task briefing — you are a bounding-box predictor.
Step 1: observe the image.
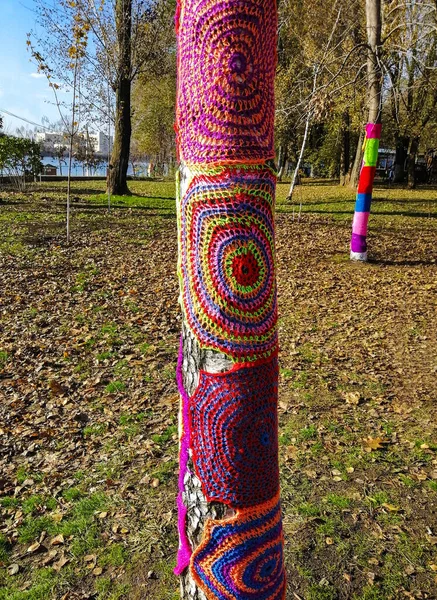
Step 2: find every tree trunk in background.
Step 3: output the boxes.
[174,1,285,599]
[350,0,382,261]
[108,0,132,196]
[394,135,409,183]
[277,144,287,180]
[349,127,364,189]
[287,64,318,201]
[407,136,419,189]
[340,111,350,186]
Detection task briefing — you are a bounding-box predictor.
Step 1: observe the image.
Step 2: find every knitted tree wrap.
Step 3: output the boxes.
[191,492,285,600]
[178,165,278,362]
[350,123,382,257]
[175,0,277,164]
[189,359,280,507]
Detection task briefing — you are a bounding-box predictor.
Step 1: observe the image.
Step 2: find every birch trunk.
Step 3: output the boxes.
[175,2,284,599]
[286,65,318,202]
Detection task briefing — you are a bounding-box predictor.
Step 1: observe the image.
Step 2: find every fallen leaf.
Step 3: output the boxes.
[363,437,389,452]
[27,541,41,553]
[344,392,361,405]
[52,513,63,523]
[51,534,65,546]
[84,554,97,563]
[8,564,20,575]
[49,380,65,396]
[93,567,103,576]
[41,550,58,566]
[53,555,69,571]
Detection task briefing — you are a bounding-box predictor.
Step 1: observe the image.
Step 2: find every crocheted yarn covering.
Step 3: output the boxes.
[350,123,382,255]
[175,0,277,164]
[175,0,282,593]
[175,337,193,575]
[178,165,278,362]
[190,359,279,508]
[191,492,285,600]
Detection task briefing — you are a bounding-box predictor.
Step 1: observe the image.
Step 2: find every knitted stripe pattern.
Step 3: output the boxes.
[351,123,382,255]
[175,0,284,596]
[178,165,278,362]
[191,493,285,600]
[190,359,279,507]
[175,0,276,164]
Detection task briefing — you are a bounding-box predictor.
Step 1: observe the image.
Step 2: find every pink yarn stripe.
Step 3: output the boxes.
[365,123,382,139]
[352,211,369,237]
[174,336,192,575]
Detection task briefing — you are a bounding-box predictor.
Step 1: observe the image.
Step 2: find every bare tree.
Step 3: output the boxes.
[30,0,175,195]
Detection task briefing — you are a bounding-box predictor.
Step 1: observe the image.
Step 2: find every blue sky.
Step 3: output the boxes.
[0,0,62,133]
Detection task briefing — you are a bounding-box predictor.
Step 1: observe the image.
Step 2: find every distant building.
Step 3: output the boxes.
[378,148,396,171]
[43,163,57,175]
[36,131,67,152]
[88,131,113,156]
[36,130,113,157]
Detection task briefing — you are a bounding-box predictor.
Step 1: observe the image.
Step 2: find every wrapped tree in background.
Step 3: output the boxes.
[350,0,382,261]
[174,0,285,598]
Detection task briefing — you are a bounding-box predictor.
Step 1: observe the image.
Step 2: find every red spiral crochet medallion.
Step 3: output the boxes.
[178,165,278,362]
[232,250,260,288]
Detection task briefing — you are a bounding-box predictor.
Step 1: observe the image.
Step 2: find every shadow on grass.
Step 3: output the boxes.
[278,197,437,207]
[370,258,437,267]
[277,207,436,218]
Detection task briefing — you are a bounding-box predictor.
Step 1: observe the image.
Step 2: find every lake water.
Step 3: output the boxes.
[42,157,153,177]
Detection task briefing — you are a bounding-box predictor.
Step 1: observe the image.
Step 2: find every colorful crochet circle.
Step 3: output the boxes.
[191,493,285,600]
[176,0,277,163]
[190,359,279,507]
[178,165,278,361]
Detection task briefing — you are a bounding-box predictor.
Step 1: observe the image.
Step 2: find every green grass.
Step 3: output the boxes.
[0,351,9,367]
[104,381,126,394]
[1,178,436,600]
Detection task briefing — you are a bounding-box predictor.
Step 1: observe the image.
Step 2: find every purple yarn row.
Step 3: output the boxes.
[351,232,367,254]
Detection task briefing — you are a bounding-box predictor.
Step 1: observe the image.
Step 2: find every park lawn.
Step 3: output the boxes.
[0,180,436,600]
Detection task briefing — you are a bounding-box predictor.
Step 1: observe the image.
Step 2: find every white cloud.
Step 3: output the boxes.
[30,72,45,79]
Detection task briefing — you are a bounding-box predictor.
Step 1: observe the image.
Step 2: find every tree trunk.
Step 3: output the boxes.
[339,111,350,186]
[350,0,382,261]
[175,2,285,599]
[287,64,318,202]
[407,136,419,189]
[277,144,287,181]
[349,127,364,189]
[394,135,409,183]
[107,0,132,196]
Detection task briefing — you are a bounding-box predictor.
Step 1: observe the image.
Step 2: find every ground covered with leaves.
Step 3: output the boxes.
[0,179,436,600]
